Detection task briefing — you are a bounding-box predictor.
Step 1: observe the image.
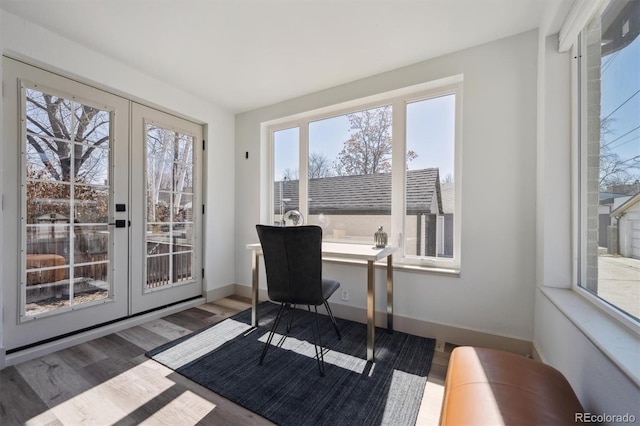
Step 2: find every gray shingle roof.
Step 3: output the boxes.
[274,168,443,215]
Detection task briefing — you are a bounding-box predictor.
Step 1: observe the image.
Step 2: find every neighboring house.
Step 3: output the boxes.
[439,182,455,257]
[599,192,630,249]
[34,212,68,239]
[610,192,640,259]
[273,168,453,257]
[599,183,640,249]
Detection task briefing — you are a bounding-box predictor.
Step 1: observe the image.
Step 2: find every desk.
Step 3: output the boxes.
[246,242,397,362]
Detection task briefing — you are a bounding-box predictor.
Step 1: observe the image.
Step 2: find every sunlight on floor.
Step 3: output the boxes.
[416,381,445,425]
[258,331,371,374]
[25,360,215,425]
[153,319,251,370]
[139,390,216,425]
[382,369,430,423]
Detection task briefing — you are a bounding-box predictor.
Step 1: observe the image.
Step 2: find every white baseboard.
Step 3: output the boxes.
[234,283,266,300]
[531,341,545,363]
[205,284,236,302]
[5,285,533,369]
[233,284,532,355]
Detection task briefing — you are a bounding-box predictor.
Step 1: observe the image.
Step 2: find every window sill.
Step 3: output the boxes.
[322,256,461,276]
[393,262,460,276]
[539,286,640,387]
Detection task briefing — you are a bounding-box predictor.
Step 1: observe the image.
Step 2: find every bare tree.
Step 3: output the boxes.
[282,168,299,181]
[600,150,640,190]
[335,105,417,175]
[309,152,333,179]
[26,90,110,183]
[599,116,640,190]
[335,106,391,175]
[25,89,110,224]
[146,126,193,222]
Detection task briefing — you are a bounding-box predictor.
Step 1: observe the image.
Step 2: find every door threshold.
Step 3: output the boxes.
[2,297,205,369]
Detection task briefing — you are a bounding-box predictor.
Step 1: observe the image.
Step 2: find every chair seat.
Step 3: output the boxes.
[322,279,340,300]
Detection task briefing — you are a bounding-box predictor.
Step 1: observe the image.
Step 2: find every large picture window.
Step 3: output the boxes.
[578,0,639,321]
[270,81,461,269]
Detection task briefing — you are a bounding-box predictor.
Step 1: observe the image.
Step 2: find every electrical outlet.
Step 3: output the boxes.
[341,290,349,301]
[436,339,445,352]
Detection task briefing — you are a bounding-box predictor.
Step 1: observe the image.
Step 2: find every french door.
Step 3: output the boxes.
[2,58,130,350]
[2,58,202,351]
[130,104,203,314]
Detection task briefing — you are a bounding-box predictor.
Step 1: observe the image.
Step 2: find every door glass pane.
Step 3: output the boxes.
[308,106,392,243]
[74,143,109,185]
[25,138,67,181]
[145,124,195,290]
[75,185,109,223]
[73,264,109,305]
[405,95,456,259]
[24,88,112,317]
[25,91,73,140]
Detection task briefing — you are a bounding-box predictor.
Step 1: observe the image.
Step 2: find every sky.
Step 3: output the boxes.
[600,33,640,183]
[273,94,456,182]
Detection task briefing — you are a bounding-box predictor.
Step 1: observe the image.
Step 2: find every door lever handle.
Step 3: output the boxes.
[108,220,129,228]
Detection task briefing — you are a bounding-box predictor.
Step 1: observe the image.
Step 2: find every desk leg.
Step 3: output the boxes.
[387,254,393,332]
[251,250,259,327]
[367,259,375,362]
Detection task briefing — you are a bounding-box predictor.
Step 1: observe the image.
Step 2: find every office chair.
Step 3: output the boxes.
[255,224,341,376]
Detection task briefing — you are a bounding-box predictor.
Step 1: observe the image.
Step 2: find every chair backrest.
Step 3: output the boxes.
[255,225,324,305]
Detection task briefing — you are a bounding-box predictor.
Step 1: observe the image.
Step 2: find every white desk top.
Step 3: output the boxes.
[246,241,397,261]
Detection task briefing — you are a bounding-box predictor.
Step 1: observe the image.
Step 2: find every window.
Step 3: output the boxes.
[273,127,300,225]
[405,95,456,260]
[578,0,639,322]
[269,80,461,269]
[307,105,393,242]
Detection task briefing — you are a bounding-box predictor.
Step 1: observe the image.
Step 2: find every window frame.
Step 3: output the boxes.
[265,77,463,271]
[573,0,640,331]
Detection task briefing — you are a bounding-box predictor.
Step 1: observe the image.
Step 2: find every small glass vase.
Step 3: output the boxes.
[374,226,388,248]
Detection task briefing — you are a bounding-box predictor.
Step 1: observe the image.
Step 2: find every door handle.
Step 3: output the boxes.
[108,220,129,228]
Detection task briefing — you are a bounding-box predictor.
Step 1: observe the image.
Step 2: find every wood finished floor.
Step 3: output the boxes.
[0,296,451,426]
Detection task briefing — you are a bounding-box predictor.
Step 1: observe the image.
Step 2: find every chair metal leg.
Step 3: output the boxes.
[259,303,286,366]
[308,305,326,376]
[323,300,342,340]
[286,304,296,333]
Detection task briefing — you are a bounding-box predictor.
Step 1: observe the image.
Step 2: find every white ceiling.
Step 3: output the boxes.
[0,0,571,113]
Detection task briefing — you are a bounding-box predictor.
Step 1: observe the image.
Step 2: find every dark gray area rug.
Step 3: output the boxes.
[147,302,435,426]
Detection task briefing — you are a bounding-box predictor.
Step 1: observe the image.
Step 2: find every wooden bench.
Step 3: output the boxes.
[439,346,584,425]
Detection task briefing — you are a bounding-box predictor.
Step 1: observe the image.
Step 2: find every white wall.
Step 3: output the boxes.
[0,11,237,354]
[235,30,539,342]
